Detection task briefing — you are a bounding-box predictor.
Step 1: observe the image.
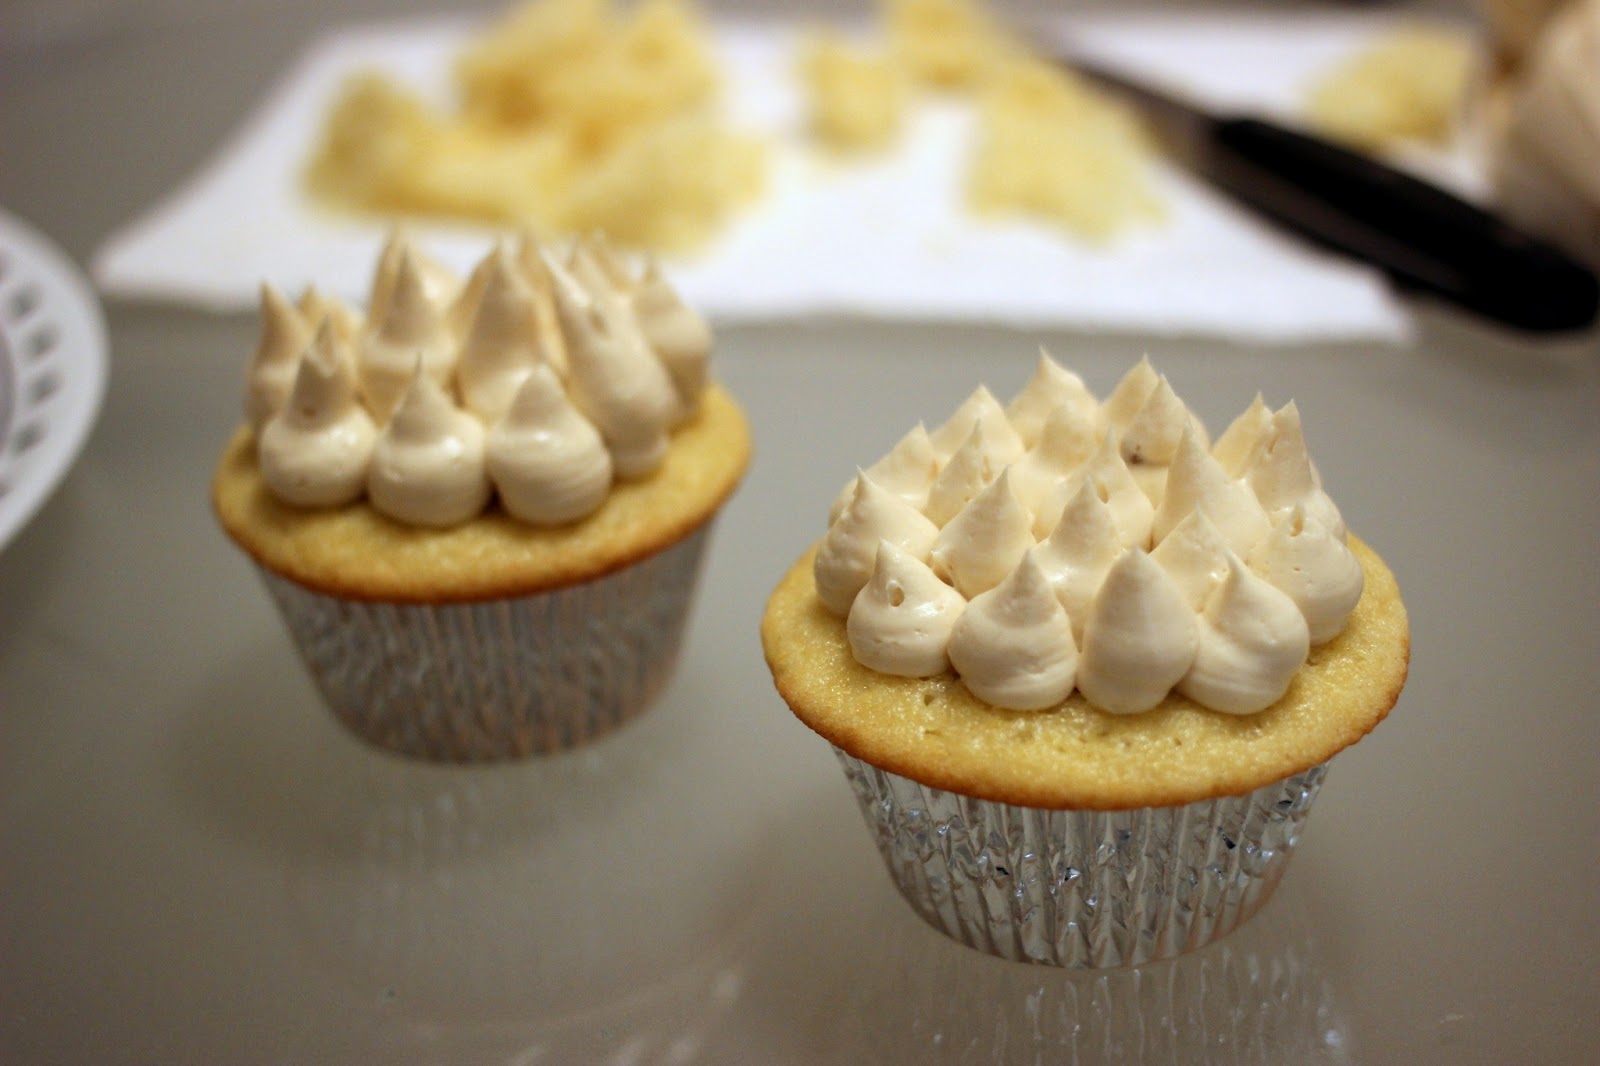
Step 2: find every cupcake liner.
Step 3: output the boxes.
[836,747,1328,968]
[258,524,714,761]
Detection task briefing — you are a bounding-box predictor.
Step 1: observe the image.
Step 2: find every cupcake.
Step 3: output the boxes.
[215,231,750,761]
[762,354,1409,967]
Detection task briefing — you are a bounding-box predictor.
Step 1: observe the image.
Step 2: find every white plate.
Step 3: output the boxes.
[89,11,1471,343]
[0,208,109,551]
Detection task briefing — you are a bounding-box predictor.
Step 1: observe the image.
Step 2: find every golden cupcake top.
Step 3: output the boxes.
[217,231,750,602]
[763,353,1408,809]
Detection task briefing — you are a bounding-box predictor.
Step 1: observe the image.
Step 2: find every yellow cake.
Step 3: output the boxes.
[763,535,1407,811]
[214,383,747,603]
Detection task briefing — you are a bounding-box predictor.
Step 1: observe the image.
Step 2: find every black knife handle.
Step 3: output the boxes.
[1206,118,1599,333]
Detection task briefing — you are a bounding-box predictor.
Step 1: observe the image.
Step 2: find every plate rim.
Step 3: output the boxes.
[0,207,110,552]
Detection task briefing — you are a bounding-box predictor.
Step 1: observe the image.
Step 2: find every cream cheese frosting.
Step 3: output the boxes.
[926,421,1009,526]
[257,321,376,508]
[456,245,544,423]
[1178,554,1310,714]
[928,386,1026,464]
[242,234,715,530]
[946,549,1078,711]
[485,364,614,526]
[245,283,314,431]
[815,474,941,616]
[847,539,967,677]
[1005,349,1098,448]
[1033,478,1122,641]
[1076,549,1199,714]
[1247,505,1364,644]
[830,423,941,524]
[929,469,1034,599]
[547,251,680,479]
[367,363,492,528]
[824,355,1365,717]
[1118,374,1203,505]
[359,247,458,422]
[632,257,713,419]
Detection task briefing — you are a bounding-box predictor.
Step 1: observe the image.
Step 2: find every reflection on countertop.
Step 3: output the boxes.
[831,877,1351,1065]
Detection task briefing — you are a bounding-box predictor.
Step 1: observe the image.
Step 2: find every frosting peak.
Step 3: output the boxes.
[1119,374,1204,505]
[257,321,376,508]
[1076,549,1199,714]
[847,540,967,677]
[830,422,941,524]
[1248,402,1346,537]
[245,282,313,431]
[925,420,1010,527]
[1005,348,1097,448]
[1178,554,1310,714]
[458,245,544,423]
[1033,478,1122,641]
[359,246,456,421]
[367,362,491,528]
[1211,392,1271,478]
[815,473,941,616]
[946,549,1078,710]
[929,386,1025,463]
[1152,426,1270,553]
[1247,505,1364,644]
[632,257,712,417]
[486,364,614,526]
[547,251,679,479]
[1101,354,1159,435]
[929,469,1034,599]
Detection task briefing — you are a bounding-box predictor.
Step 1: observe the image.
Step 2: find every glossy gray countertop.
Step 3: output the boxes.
[3,2,1598,1063]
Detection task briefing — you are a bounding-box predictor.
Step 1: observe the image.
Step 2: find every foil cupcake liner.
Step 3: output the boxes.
[257,525,713,761]
[836,747,1328,969]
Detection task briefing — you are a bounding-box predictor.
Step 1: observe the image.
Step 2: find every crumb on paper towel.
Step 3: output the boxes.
[304,0,766,253]
[797,32,910,156]
[796,0,1164,243]
[1303,24,1479,151]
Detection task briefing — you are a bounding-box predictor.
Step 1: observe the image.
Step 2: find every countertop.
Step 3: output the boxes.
[3,2,1598,1063]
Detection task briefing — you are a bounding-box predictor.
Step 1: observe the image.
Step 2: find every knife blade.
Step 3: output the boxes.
[1066,56,1600,334]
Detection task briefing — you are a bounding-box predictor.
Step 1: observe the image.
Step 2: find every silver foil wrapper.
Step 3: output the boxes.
[257,525,713,761]
[836,748,1328,969]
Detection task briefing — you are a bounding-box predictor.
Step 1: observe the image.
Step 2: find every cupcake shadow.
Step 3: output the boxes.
[736,785,1354,1065]
[831,877,1353,1065]
[170,632,774,1024]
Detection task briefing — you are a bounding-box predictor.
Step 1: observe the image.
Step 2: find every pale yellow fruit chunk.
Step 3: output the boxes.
[1305,25,1478,150]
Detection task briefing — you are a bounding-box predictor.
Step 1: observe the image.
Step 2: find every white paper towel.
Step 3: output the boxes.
[93,11,1465,342]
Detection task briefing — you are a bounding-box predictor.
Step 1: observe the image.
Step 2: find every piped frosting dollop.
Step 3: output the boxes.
[815,474,940,616]
[946,549,1078,710]
[367,363,492,528]
[1178,555,1311,714]
[847,540,967,677]
[257,321,376,508]
[245,283,313,431]
[485,364,614,526]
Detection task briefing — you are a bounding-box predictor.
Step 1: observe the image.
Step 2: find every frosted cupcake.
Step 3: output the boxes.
[762,354,1408,967]
[215,232,750,760]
